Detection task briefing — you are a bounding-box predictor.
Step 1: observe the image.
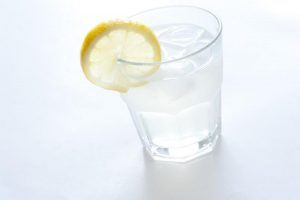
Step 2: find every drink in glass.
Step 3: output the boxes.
[120,6,223,162]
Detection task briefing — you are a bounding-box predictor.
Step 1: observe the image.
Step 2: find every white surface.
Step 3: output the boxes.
[0,0,300,199]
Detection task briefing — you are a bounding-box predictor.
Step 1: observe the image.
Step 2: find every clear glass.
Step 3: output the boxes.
[121,6,223,162]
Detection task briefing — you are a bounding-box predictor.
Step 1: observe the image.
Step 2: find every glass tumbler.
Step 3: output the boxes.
[121,6,222,162]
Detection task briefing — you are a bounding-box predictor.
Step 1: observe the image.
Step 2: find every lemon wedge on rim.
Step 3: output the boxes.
[80,20,161,92]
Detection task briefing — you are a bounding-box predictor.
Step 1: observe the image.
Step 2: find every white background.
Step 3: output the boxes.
[1,0,300,199]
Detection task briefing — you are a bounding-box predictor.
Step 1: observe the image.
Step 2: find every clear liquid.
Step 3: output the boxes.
[122,24,222,161]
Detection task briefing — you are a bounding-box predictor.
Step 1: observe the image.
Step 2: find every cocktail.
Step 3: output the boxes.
[81,6,222,162]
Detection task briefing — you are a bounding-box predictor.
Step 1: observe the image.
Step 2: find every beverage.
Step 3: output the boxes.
[121,23,222,162]
[80,6,222,162]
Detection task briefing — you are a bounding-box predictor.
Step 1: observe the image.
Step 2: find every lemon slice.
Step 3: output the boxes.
[81,20,161,92]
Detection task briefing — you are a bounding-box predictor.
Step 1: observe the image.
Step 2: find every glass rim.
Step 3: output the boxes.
[118,5,222,66]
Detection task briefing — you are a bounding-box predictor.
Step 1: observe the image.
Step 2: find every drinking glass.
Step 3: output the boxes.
[120,6,222,162]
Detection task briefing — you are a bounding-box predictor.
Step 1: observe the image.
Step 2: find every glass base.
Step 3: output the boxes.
[144,125,221,163]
